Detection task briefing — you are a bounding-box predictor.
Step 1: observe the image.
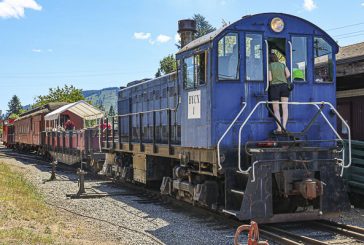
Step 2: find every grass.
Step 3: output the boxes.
[0,162,54,244]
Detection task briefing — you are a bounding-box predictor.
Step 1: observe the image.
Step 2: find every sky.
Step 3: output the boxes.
[1,0,364,113]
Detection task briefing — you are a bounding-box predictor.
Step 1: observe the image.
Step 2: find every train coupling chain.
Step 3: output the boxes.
[234,221,269,245]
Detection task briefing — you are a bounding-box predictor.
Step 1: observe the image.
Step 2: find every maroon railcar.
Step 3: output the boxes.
[13,103,67,151]
[42,101,105,167]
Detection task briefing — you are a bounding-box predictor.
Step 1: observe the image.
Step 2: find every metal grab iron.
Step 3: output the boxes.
[234,221,269,245]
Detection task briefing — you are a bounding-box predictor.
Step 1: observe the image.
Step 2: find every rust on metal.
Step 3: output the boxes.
[233,221,269,245]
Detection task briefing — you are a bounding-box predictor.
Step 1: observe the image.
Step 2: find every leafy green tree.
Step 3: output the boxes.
[7,95,23,115]
[108,105,115,117]
[34,85,85,107]
[193,14,216,38]
[155,54,177,77]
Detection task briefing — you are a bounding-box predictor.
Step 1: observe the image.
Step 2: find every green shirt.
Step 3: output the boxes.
[269,62,287,85]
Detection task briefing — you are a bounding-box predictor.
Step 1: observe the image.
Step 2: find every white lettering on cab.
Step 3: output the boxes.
[188,90,201,119]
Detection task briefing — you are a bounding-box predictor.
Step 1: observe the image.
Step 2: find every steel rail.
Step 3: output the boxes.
[261,225,329,245]
[311,221,364,242]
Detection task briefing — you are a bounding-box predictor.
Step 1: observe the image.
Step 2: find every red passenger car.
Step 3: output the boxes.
[13,103,67,151]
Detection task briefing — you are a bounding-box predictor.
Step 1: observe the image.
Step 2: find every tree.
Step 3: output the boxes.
[108,105,115,117]
[97,102,105,112]
[34,85,85,107]
[7,95,23,115]
[155,54,177,77]
[157,14,215,77]
[193,14,216,39]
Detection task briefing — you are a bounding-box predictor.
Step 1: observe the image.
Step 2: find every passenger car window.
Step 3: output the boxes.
[292,37,308,82]
[314,37,333,82]
[246,33,263,81]
[183,52,207,89]
[218,33,239,80]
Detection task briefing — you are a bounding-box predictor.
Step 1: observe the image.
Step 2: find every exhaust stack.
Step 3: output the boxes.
[178,19,197,48]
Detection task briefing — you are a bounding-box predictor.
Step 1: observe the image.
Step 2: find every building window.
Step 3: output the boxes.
[292,36,307,82]
[183,51,207,89]
[246,33,263,81]
[218,33,239,80]
[314,37,333,82]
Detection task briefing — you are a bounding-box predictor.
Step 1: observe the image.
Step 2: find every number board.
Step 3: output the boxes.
[187,90,201,119]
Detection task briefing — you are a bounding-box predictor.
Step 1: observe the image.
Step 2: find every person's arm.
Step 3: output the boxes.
[268,71,272,82]
[285,66,291,79]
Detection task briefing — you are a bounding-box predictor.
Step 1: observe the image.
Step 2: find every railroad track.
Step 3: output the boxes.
[2,146,364,245]
[260,220,364,245]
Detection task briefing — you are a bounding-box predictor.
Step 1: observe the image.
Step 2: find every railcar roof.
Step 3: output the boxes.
[44,100,104,121]
[177,13,338,55]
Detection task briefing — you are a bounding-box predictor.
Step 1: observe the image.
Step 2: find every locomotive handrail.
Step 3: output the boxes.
[114,107,177,118]
[264,40,269,92]
[288,40,293,84]
[217,102,247,170]
[237,101,351,177]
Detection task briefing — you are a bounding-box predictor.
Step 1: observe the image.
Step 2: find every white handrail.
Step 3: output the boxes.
[237,101,351,177]
[288,41,293,83]
[265,40,269,92]
[217,102,247,170]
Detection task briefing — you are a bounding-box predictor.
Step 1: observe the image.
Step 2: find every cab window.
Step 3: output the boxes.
[246,33,263,81]
[218,33,239,80]
[314,37,333,82]
[292,36,308,82]
[183,52,207,89]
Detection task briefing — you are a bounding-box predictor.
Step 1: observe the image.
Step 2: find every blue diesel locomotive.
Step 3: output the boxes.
[102,13,351,223]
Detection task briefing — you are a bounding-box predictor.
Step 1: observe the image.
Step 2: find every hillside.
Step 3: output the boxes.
[83,87,119,114]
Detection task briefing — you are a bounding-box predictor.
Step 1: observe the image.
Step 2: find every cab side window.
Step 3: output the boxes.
[314,37,333,82]
[246,33,263,81]
[183,52,207,89]
[218,33,239,80]
[292,36,308,82]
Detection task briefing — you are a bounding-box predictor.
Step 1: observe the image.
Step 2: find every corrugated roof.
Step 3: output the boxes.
[337,42,364,62]
[44,101,104,121]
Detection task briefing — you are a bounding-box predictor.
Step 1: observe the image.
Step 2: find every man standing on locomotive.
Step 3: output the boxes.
[268,53,291,134]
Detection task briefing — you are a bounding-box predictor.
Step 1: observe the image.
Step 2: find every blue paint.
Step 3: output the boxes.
[119,13,339,159]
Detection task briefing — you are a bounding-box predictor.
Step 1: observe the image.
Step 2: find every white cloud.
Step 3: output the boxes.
[0,0,42,19]
[174,33,181,43]
[133,32,151,40]
[32,48,42,53]
[361,2,364,6]
[303,0,317,11]
[156,34,171,43]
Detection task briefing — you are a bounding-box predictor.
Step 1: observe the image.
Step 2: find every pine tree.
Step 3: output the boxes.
[108,105,115,117]
[7,95,22,115]
[193,14,216,38]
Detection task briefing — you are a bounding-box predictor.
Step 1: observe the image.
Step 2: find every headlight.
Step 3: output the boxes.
[271,17,285,33]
